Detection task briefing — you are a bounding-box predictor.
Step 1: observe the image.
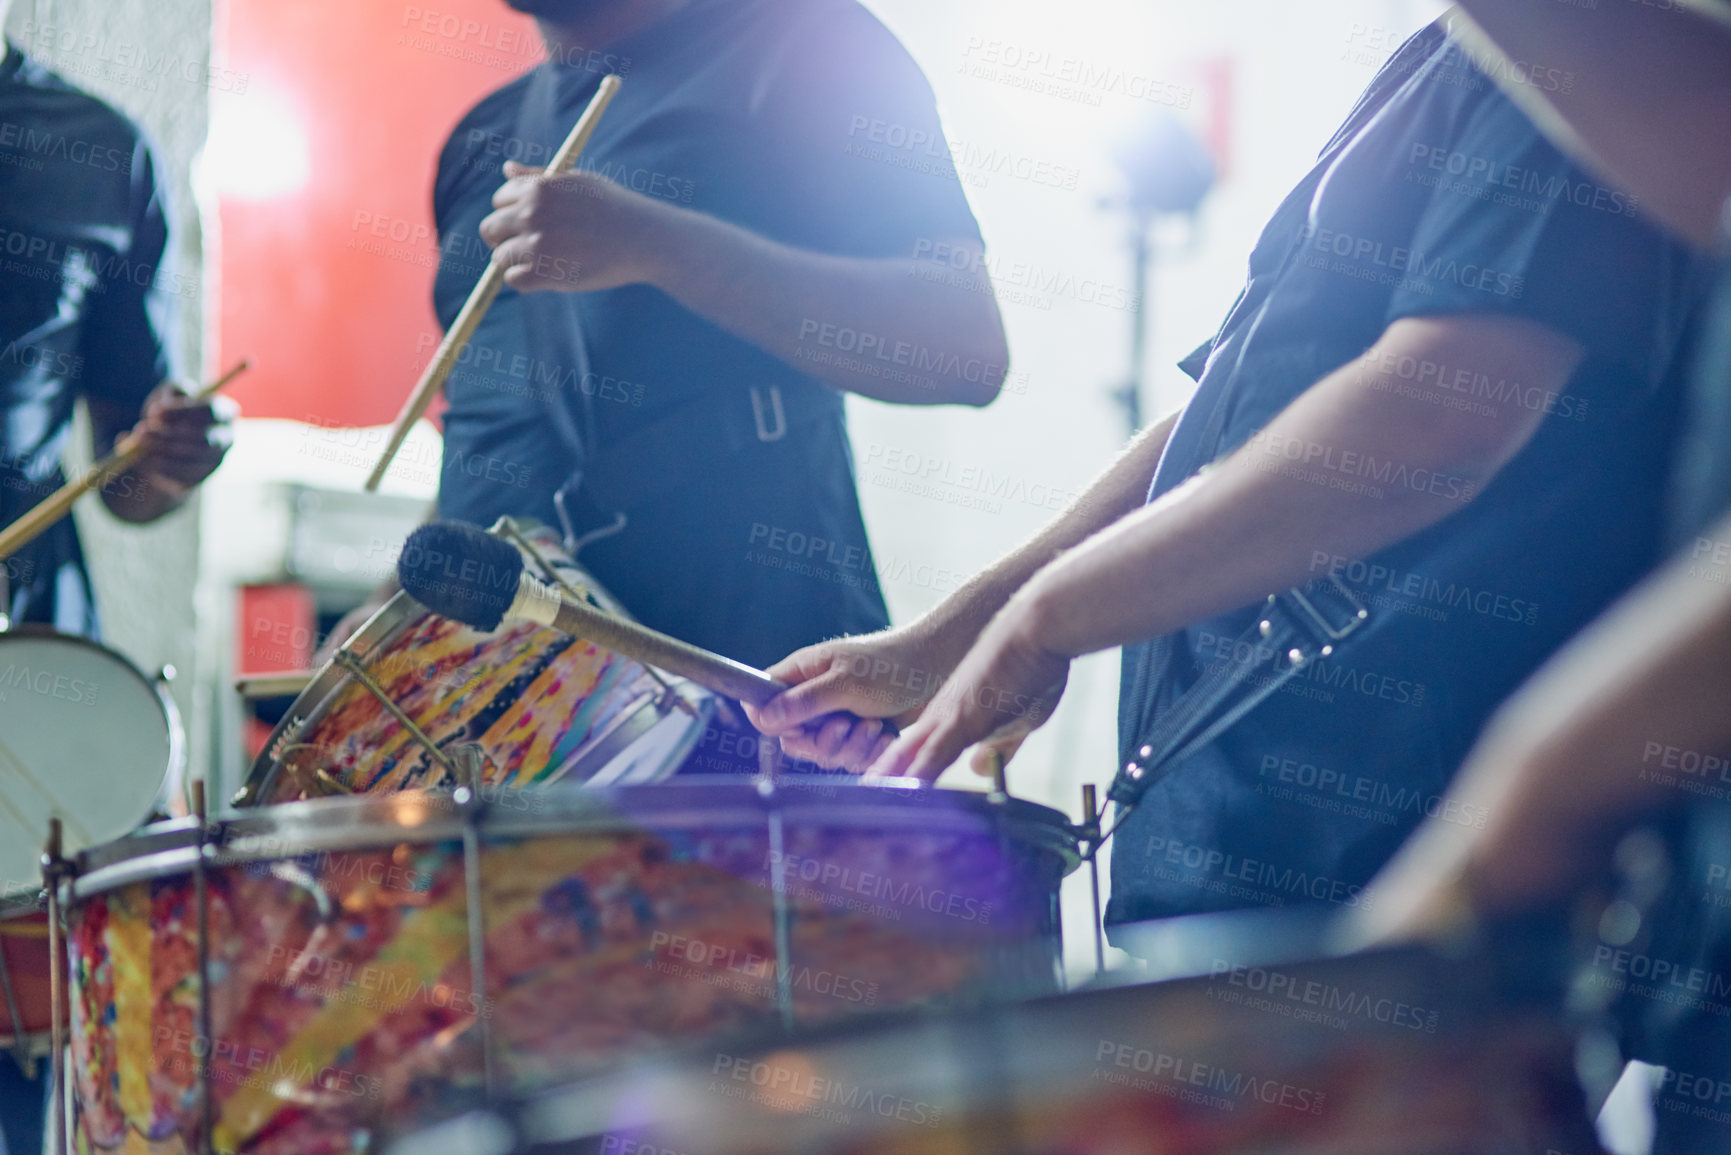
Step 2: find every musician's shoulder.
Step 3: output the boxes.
[444,73,536,151]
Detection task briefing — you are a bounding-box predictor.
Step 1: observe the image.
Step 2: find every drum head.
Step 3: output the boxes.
[0,632,171,888]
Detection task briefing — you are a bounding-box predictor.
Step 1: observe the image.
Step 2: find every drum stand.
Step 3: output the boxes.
[42,819,68,1155]
[448,751,500,1103]
[192,784,217,1155]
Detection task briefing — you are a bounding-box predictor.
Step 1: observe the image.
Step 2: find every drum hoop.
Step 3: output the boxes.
[67,780,1081,899]
[0,628,179,885]
[236,588,429,805]
[0,627,173,721]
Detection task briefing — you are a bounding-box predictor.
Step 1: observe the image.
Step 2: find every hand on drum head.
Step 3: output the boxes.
[861,601,1069,783]
[745,628,948,771]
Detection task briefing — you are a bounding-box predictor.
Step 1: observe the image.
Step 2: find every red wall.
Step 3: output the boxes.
[215,0,537,427]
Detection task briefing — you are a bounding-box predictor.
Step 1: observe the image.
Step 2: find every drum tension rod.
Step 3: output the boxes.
[191,782,216,1155]
[498,520,697,719]
[1080,785,1107,979]
[332,650,466,787]
[42,819,68,1155]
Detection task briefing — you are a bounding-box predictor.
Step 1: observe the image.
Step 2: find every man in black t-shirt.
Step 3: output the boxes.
[0,18,231,1154]
[753,15,1710,927]
[416,0,1006,671]
[0,32,231,637]
[1351,4,1731,1148]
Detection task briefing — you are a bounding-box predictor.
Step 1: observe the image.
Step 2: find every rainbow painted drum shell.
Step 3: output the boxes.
[65,780,1077,1154]
[238,528,713,807]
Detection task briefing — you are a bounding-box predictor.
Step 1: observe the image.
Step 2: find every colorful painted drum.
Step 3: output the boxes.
[0,889,53,1058]
[406,928,1600,1155]
[237,524,715,806]
[65,779,1078,1154]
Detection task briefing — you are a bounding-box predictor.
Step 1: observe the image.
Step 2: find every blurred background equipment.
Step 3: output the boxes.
[1103,105,1215,434]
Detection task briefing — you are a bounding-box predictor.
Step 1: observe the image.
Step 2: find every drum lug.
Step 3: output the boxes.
[448,743,499,794]
[41,820,72,1155]
[1079,785,1108,979]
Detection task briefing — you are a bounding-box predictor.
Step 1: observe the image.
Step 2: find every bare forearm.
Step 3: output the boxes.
[1020,319,1570,657]
[911,412,1178,663]
[1453,2,1731,247]
[647,210,1008,405]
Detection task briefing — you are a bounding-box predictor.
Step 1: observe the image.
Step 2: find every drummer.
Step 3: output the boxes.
[0,10,233,1150]
[1349,3,1731,1146]
[331,0,1007,671]
[750,13,1711,938]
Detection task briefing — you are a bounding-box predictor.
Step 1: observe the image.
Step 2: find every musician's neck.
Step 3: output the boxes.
[537,0,689,60]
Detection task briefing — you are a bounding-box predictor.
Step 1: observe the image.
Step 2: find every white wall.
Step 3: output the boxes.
[853,0,1446,978]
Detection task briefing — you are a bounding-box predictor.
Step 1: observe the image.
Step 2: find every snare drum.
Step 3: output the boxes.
[237,524,715,807]
[0,628,185,888]
[65,779,1077,1154]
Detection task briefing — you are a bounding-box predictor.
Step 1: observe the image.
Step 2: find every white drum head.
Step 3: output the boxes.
[0,633,172,889]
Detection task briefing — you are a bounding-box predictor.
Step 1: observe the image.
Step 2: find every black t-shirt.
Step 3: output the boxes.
[432,0,985,667]
[1108,22,1709,929]
[0,45,171,635]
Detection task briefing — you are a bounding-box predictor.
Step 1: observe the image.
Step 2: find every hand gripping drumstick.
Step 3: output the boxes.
[364,73,625,493]
[398,521,787,705]
[0,359,250,563]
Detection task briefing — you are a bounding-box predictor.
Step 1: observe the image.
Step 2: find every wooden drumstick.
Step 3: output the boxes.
[0,359,249,563]
[364,73,625,493]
